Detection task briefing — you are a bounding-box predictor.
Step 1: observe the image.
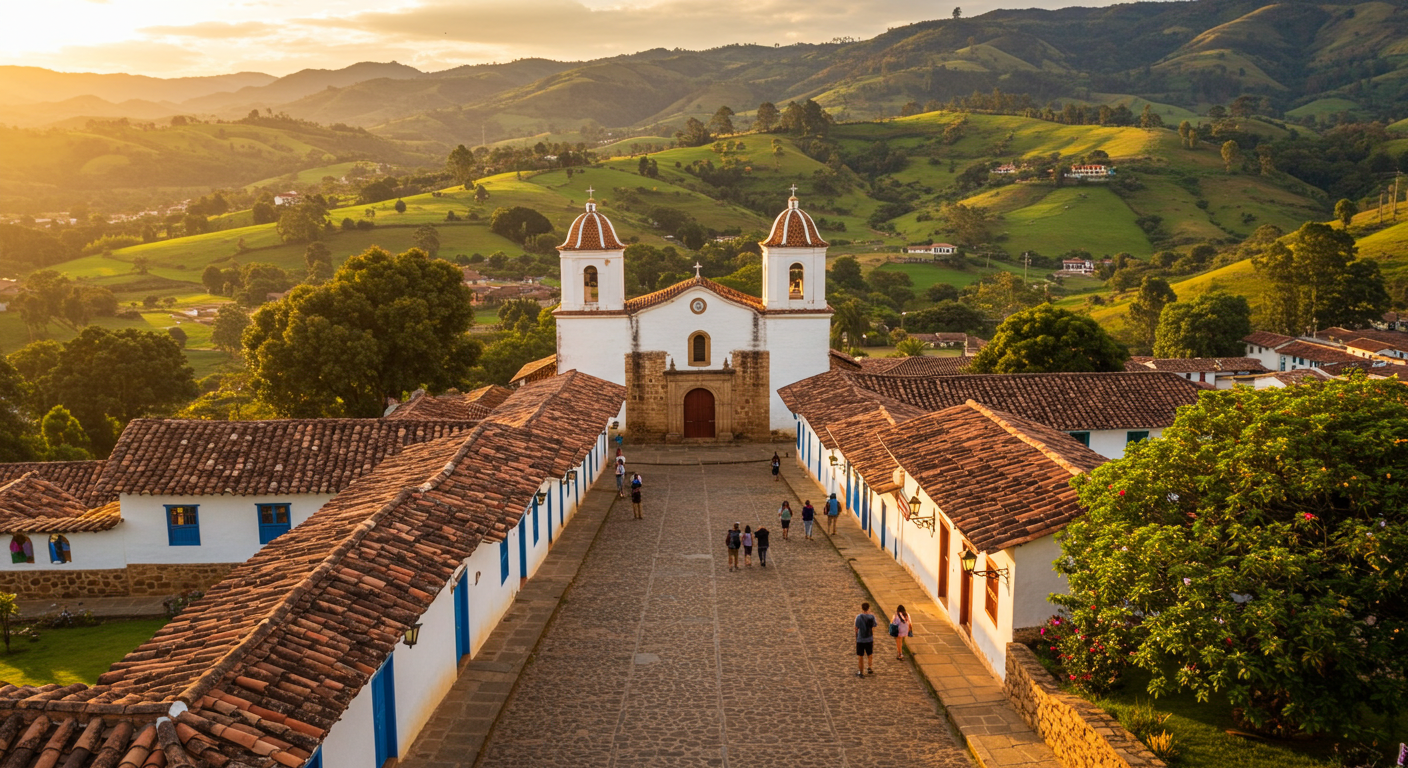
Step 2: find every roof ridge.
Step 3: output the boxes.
[964,400,1085,477]
[173,427,489,707]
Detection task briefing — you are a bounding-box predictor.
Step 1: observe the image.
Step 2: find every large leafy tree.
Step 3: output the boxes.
[967,304,1127,373]
[42,327,197,453]
[473,306,556,386]
[959,271,1045,320]
[1152,291,1252,358]
[1055,377,1408,739]
[905,300,985,335]
[244,247,481,417]
[1127,275,1177,350]
[1254,222,1387,333]
[489,206,553,245]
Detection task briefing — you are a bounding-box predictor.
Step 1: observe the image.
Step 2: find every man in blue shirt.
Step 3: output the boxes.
[854,601,877,676]
[825,493,841,534]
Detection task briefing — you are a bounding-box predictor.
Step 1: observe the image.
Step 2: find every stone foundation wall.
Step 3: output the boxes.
[626,350,669,439]
[126,563,238,596]
[1004,643,1165,768]
[0,569,131,599]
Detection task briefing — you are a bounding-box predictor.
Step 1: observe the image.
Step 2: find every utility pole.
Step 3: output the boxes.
[1380,189,1386,225]
[1396,172,1402,221]
[1023,251,1030,281]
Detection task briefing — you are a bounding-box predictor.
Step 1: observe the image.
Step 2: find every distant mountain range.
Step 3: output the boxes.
[2,0,1406,141]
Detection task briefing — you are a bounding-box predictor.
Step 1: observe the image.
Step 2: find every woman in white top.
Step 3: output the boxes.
[615,456,626,497]
[891,604,911,659]
[741,525,754,566]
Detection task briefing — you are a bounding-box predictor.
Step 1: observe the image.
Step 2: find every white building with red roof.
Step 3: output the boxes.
[551,189,833,439]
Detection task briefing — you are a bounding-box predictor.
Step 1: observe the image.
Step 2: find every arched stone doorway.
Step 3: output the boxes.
[682,388,716,438]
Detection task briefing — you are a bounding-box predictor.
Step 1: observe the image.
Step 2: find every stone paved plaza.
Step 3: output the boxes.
[474,444,972,768]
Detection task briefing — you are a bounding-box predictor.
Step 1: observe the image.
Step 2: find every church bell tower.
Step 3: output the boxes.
[557,190,626,312]
[760,187,828,311]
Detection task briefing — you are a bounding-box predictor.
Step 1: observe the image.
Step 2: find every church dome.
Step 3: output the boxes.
[761,194,828,248]
[559,198,624,251]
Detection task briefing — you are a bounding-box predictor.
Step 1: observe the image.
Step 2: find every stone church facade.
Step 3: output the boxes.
[553,192,833,441]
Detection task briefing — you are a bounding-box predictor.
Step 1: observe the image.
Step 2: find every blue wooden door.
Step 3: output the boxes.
[880,502,887,550]
[371,658,397,766]
[454,569,470,659]
[861,490,869,532]
[517,518,528,582]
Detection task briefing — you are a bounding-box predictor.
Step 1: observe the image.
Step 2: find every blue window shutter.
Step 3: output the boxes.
[372,657,398,765]
[532,498,540,545]
[1068,431,1090,447]
[166,505,200,546]
[454,569,470,659]
[499,538,509,584]
[257,504,292,545]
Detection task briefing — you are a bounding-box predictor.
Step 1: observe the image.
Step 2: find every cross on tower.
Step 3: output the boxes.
[586,186,595,198]
[693,262,703,277]
[789,183,798,197]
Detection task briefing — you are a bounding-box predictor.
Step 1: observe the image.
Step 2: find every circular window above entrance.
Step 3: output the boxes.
[690,298,707,314]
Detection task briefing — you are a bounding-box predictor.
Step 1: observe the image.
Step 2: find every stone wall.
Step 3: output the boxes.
[127,563,238,595]
[625,350,669,439]
[0,569,131,599]
[1003,643,1165,768]
[732,350,771,441]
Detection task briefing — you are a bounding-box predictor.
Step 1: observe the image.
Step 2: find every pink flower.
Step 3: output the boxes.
[1118,490,1126,496]
[1303,513,1315,521]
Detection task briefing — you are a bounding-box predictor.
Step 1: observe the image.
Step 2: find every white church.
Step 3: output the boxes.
[548,189,833,441]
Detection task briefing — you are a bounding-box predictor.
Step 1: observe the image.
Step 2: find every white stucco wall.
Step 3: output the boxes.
[120,493,333,565]
[393,572,460,757]
[968,548,1016,679]
[1011,535,1067,630]
[1083,427,1162,460]
[1244,342,1283,371]
[0,530,127,571]
[319,674,375,768]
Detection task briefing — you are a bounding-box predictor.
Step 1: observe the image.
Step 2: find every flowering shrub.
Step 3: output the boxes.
[1035,613,1130,694]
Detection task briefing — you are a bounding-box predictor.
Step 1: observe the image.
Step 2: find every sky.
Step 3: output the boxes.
[0,0,1119,78]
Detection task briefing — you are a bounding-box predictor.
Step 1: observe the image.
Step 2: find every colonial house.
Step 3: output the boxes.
[1064,165,1113,179]
[1124,357,1267,388]
[1375,312,1408,332]
[0,370,625,767]
[818,400,1105,677]
[1272,340,1361,371]
[904,243,959,256]
[460,268,488,285]
[992,164,1018,175]
[1242,331,1297,370]
[1317,327,1408,361]
[273,191,302,206]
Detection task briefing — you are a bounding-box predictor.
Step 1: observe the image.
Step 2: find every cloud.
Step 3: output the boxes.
[23,40,204,76]
[140,21,277,39]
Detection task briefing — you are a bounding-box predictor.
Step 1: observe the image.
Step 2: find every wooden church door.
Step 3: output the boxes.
[682,388,716,438]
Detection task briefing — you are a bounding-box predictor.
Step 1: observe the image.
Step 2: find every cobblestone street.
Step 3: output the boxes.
[476,445,972,768]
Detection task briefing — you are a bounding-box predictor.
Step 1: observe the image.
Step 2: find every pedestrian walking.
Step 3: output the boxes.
[631,483,643,520]
[778,501,793,541]
[825,493,841,534]
[725,523,742,571]
[742,525,754,566]
[801,500,816,540]
[631,472,642,491]
[755,525,770,567]
[615,455,626,497]
[771,452,781,482]
[890,605,911,659]
[855,601,877,676]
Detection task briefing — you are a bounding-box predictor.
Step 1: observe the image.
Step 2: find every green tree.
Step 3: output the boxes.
[276,205,324,244]
[675,117,711,148]
[830,298,870,350]
[1138,104,1163,129]
[1055,377,1408,738]
[1334,198,1358,228]
[202,264,225,294]
[959,271,1045,320]
[234,263,292,307]
[474,184,490,204]
[251,200,277,225]
[895,338,927,356]
[472,307,556,387]
[0,592,18,653]
[0,357,37,462]
[243,247,481,417]
[489,206,553,245]
[1177,120,1191,148]
[39,404,90,460]
[1152,291,1253,358]
[304,241,333,284]
[1220,139,1241,172]
[394,198,407,214]
[708,106,735,136]
[1254,222,1385,333]
[412,225,441,258]
[167,326,188,348]
[967,304,1127,373]
[827,256,868,294]
[942,202,992,247]
[1127,276,1177,349]
[44,327,197,454]
[755,102,780,132]
[906,301,985,334]
[211,304,250,356]
[446,144,476,187]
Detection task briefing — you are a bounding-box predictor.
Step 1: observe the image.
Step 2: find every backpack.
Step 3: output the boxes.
[726,530,741,548]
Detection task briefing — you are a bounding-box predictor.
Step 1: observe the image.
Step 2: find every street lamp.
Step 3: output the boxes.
[907,492,936,531]
[403,622,423,648]
[829,453,839,466]
[960,550,1009,582]
[535,489,548,505]
[566,469,578,483]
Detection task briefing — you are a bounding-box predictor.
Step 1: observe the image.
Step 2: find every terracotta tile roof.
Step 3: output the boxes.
[624,276,764,314]
[93,419,478,498]
[1318,360,1408,378]
[761,197,828,248]
[779,370,1202,438]
[876,401,1106,553]
[510,354,558,385]
[0,474,123,535]
[384,385,512,421]
[1243,331,1295,348]
[1271,368,1330,386]
[0,461,109,505]
[1275,340,1361,364]
[1132,357,1268,373]
[858,356,972,376]
[824,404,926,494]
[558,202,624,251]
[828,349,863,372]
[1317,326,1408,347]
[0,370,627,767]
[0,500,122,535]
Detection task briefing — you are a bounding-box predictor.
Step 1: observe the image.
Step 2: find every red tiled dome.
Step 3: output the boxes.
[559,201,625,251]
[761,196,828,248]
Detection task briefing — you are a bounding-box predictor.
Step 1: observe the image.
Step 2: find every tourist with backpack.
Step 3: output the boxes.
[855,601,877,676]
[755,525,771,567]
[778,501,793,540]
[742,525,754,567]
[889,604,912,660]
[825,493,841,534]
[771,452,781,482]
[725,523,742,571]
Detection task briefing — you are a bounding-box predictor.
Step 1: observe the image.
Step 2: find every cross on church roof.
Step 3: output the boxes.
[693,262,703,277]
[789,184,798,197]
[586,186,595,198]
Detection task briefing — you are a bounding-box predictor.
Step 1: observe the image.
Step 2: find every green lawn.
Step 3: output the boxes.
[871,260,1022,290]
[0,619,167,686]
[1091,669,1342,768]
[999,187,1151,257]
